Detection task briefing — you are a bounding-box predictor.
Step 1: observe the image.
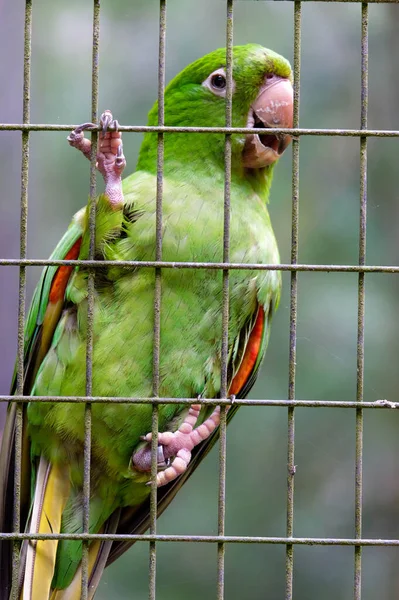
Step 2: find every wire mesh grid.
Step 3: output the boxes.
[1,0,399,599]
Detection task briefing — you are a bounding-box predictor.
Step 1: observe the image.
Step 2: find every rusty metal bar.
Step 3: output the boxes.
[81,1,100,597]
[354,4,368,599]
[217,3,234,597]
[285,3,301,598]
[241,0,396,3]
[3,533,399,546]
[1,397,398,408]
[148,2,167,598]
[11,1,32,597]
[3,124,399,137]
[4,259,399,273]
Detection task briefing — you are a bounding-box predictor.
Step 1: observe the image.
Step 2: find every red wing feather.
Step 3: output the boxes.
[229,305,265,396]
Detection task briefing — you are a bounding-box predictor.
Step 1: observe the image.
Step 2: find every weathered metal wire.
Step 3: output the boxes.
[3,259,399,272]
[0,396,398,408]
[148,1,167,597]
[11,1,32,597]
[285,3,301,597]
[353,4,369,598]
[80,2,100,597]
[216,3,234,597]
[2,533,399,546]
[2,124,399,136]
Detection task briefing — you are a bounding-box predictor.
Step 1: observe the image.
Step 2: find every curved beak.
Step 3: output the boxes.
[242,76,293,169]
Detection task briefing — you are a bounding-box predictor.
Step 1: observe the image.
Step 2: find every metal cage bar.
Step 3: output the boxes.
[3,259,399,272]
[2,0,399,599]
[3,124,399,136]
[1,396,399,408]
[11,1,33,597]
[148,1,167,597]
[3,532,399,546]
[217,2,234,597]
[80,2,100,597]
[354,3,369,598]
[285,3,301,597]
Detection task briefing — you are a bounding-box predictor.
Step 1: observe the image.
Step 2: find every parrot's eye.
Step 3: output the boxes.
[202,68,234,98]
[211,74,226,89]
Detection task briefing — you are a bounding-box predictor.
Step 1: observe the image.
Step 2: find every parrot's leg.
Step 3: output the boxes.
[132,401,232,487]
[67,110,126,207]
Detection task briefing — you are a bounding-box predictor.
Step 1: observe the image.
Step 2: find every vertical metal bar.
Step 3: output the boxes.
[81,1,100,597]
[286,3,301,599]
[354,4,368,599]
[149,2,166,598]
[12,1,32,597]
[217,2,233,598]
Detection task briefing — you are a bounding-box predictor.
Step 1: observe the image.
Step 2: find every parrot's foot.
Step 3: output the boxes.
[67,110,126,207]
[132,401,225,487]
[97,110,126,207]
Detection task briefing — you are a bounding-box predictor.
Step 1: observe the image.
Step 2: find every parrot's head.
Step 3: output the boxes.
[139,44,293,175]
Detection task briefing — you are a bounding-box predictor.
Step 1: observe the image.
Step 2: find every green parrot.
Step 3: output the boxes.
[0,44,293,599]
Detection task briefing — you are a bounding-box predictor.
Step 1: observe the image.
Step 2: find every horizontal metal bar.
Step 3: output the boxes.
[248,0,398,3]
[1,396,396,408]
[240,0,397,3]
[2,259,399,273]
[1,533,399,545]
[1,124,399,137]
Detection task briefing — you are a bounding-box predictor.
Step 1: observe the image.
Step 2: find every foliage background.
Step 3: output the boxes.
[1,1,399,598]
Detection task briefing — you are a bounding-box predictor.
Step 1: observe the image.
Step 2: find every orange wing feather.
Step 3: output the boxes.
[29,237,82,385]
[229,305,265,396]
[48,238,82,303]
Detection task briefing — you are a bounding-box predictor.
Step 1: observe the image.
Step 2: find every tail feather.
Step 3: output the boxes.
[49,540,101,600]
[19,456,70,600]
[49,509,121,600]
[14,453,120,600]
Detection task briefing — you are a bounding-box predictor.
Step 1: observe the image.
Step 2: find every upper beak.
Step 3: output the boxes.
[242,75,293,169]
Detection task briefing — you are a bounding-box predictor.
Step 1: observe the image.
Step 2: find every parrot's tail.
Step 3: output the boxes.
[16,456,119,600]
[19,456,70,599]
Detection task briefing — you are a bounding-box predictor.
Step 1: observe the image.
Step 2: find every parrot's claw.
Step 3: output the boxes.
[96,110,126,207]
[67,122,95,159]
[99,109,120,135]
[131,402,224,487]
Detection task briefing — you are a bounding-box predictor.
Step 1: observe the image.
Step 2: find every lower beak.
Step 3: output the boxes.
[242,76,293,169]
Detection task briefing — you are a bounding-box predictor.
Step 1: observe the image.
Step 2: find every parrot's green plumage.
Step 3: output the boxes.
[0,44,292,599]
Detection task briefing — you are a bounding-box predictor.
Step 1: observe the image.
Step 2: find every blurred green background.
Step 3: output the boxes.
[1,1,399,598]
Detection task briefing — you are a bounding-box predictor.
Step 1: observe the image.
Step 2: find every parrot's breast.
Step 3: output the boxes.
[28,172,280,496]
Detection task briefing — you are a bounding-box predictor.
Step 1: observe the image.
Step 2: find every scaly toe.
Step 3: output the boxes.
[67,122,95,157]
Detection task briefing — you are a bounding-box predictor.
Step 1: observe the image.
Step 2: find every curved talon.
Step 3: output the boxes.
[132,443,167,473]
[115,142,125,169]
[99,111,120,135]
[67,122,96,158]
[75,122,96,134]
[100,109,113,134]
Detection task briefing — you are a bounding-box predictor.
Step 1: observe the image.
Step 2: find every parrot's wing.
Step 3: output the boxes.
[103,301,274,569]
[0,216,84,596]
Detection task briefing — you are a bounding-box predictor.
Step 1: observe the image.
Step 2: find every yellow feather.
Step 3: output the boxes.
[49,540,102,600]
[22,457,70,600]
